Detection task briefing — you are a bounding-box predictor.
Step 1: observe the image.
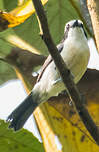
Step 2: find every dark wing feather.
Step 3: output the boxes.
[37,43,64,82]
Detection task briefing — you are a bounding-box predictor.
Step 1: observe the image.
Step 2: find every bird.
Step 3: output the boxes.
[6,20,90,131]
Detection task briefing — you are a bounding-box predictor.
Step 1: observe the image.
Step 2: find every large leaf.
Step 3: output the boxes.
[0,0,81,56]
[0,0,48,28]
[34,69,99,152]
[34,102,99,152]
[0,119,44,152]
[0,0,82,85]
[0,61,16,85]
[0,0,48,55]
[9,0,80,55]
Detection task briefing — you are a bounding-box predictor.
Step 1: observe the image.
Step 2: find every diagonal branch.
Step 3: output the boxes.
[87,0,99,53]
[32,0,99,145]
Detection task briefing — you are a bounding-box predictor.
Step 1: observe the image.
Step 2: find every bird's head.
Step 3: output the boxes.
[63,20,87,41]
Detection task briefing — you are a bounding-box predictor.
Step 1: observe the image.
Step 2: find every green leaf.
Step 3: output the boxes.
[0,61,16,85]
[0,0,82,85]
[0,119,44,152]
[1,0,81,56]
[13,0,80,54]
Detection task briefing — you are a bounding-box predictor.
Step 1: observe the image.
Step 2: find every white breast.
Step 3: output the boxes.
[33,27,90,101]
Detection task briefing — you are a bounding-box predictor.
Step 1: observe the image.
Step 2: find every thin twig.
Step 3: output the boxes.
[32,0,99,145]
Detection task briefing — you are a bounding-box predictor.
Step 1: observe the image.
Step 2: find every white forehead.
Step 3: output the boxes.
[66,20,83,26]
[64,20,83,32]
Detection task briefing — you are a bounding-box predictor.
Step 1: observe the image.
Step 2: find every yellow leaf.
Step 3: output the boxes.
[18,0,26,6]
[34,102,99,152]
[0,0,48,28]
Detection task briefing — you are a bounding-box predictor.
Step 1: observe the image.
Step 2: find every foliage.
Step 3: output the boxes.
[0,0,99,152]
[0,120,44,152]
[0,0,82,85]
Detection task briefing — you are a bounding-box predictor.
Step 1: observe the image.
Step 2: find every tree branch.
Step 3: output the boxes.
[32,0,99,145]
[87,0,99,53]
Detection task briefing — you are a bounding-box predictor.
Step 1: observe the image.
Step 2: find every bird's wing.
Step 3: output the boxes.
[37,43,64,82]
[36,54,52,82]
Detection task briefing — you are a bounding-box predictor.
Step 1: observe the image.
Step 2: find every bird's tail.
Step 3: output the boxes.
[6,92,40,131]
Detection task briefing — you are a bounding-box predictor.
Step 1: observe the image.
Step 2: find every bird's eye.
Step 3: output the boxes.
[66,24,70,30]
